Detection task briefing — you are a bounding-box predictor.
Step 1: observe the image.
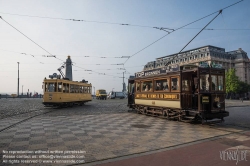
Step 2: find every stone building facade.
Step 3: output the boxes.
[143,45,250,84]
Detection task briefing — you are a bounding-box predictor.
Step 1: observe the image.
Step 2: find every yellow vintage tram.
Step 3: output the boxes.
[43,77,92,107]
[127,63,229,123]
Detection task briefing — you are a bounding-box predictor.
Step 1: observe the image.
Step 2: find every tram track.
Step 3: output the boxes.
[0,108,56,133]
[0,101,127,133]
[0,108,46,120]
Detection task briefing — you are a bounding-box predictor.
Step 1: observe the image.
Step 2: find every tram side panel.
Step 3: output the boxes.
[135,93,181,109]
[43,79,92,106]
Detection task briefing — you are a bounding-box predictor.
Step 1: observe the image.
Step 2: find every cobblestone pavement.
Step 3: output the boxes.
[0,98,45,119]
[0,98,249,165]
[0,98,249,119]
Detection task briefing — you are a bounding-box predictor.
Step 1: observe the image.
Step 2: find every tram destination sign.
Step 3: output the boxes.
[135,65,179,78]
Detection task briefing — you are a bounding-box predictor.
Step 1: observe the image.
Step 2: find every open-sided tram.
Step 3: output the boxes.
[43,77,92,107]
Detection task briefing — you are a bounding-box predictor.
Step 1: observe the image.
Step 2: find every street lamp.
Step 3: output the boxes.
[17,62,20,97]
[22,85,23,97]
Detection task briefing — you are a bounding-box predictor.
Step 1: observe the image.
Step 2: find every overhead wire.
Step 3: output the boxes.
[0,18,127,77]
[122,0,244,66]
[0,0,243,79]
[0,16,64,62]
[1,12,248,31]
[0,49,130,59]
[1,12,248,33]
[0,11,170,30]
[0,49,45,64]
[164,10,223,67]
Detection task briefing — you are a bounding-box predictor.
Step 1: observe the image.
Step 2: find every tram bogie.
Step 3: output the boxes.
[127,64,229,123]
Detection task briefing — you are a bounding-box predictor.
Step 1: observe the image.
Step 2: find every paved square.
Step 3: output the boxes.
[1,111,244,164]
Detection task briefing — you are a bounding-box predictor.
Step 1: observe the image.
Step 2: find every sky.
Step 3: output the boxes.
[0,0,249,94]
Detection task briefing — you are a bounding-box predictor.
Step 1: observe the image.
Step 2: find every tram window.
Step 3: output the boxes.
[63,83,66,93]
[211,75,218,91]
[142,81,153,91]
[171,78,179,91]
[63,83,69,93]
[66,84,69,93]
[136,82,141,92]
[48,83,55,92]
[128,83,134,93]
[89,87,91,93]
[79,86,83,93]
[58,82,62,92]
[155,79,169,91]
[200,74,209,91]
[218,76,224,91]
[83,87,87,93]
[70,85,75,93]
[75,85,79,93]
[182,80,189,91]
[44,83,48,92]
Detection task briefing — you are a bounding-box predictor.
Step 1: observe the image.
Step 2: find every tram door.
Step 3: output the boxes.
[128,79,135,106]
[192,75,198,109]
[181,71,198,109]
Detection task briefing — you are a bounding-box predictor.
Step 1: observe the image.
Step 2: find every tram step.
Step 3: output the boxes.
[184,116,195,119]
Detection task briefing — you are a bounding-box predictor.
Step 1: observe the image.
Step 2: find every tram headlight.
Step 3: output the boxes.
[216,102,221,108]
[214,102,221,108]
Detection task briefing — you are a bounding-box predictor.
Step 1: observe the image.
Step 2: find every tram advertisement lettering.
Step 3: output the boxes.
[164,94,178,99]
[136,94,178,99]
[135,69,163,78]
[135,65,179,78]
[135,71,144,78]
[150,94,157,98]
[135,70,161,78]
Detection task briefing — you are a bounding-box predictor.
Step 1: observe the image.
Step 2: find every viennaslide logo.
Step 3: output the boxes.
[220,146,249,165]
